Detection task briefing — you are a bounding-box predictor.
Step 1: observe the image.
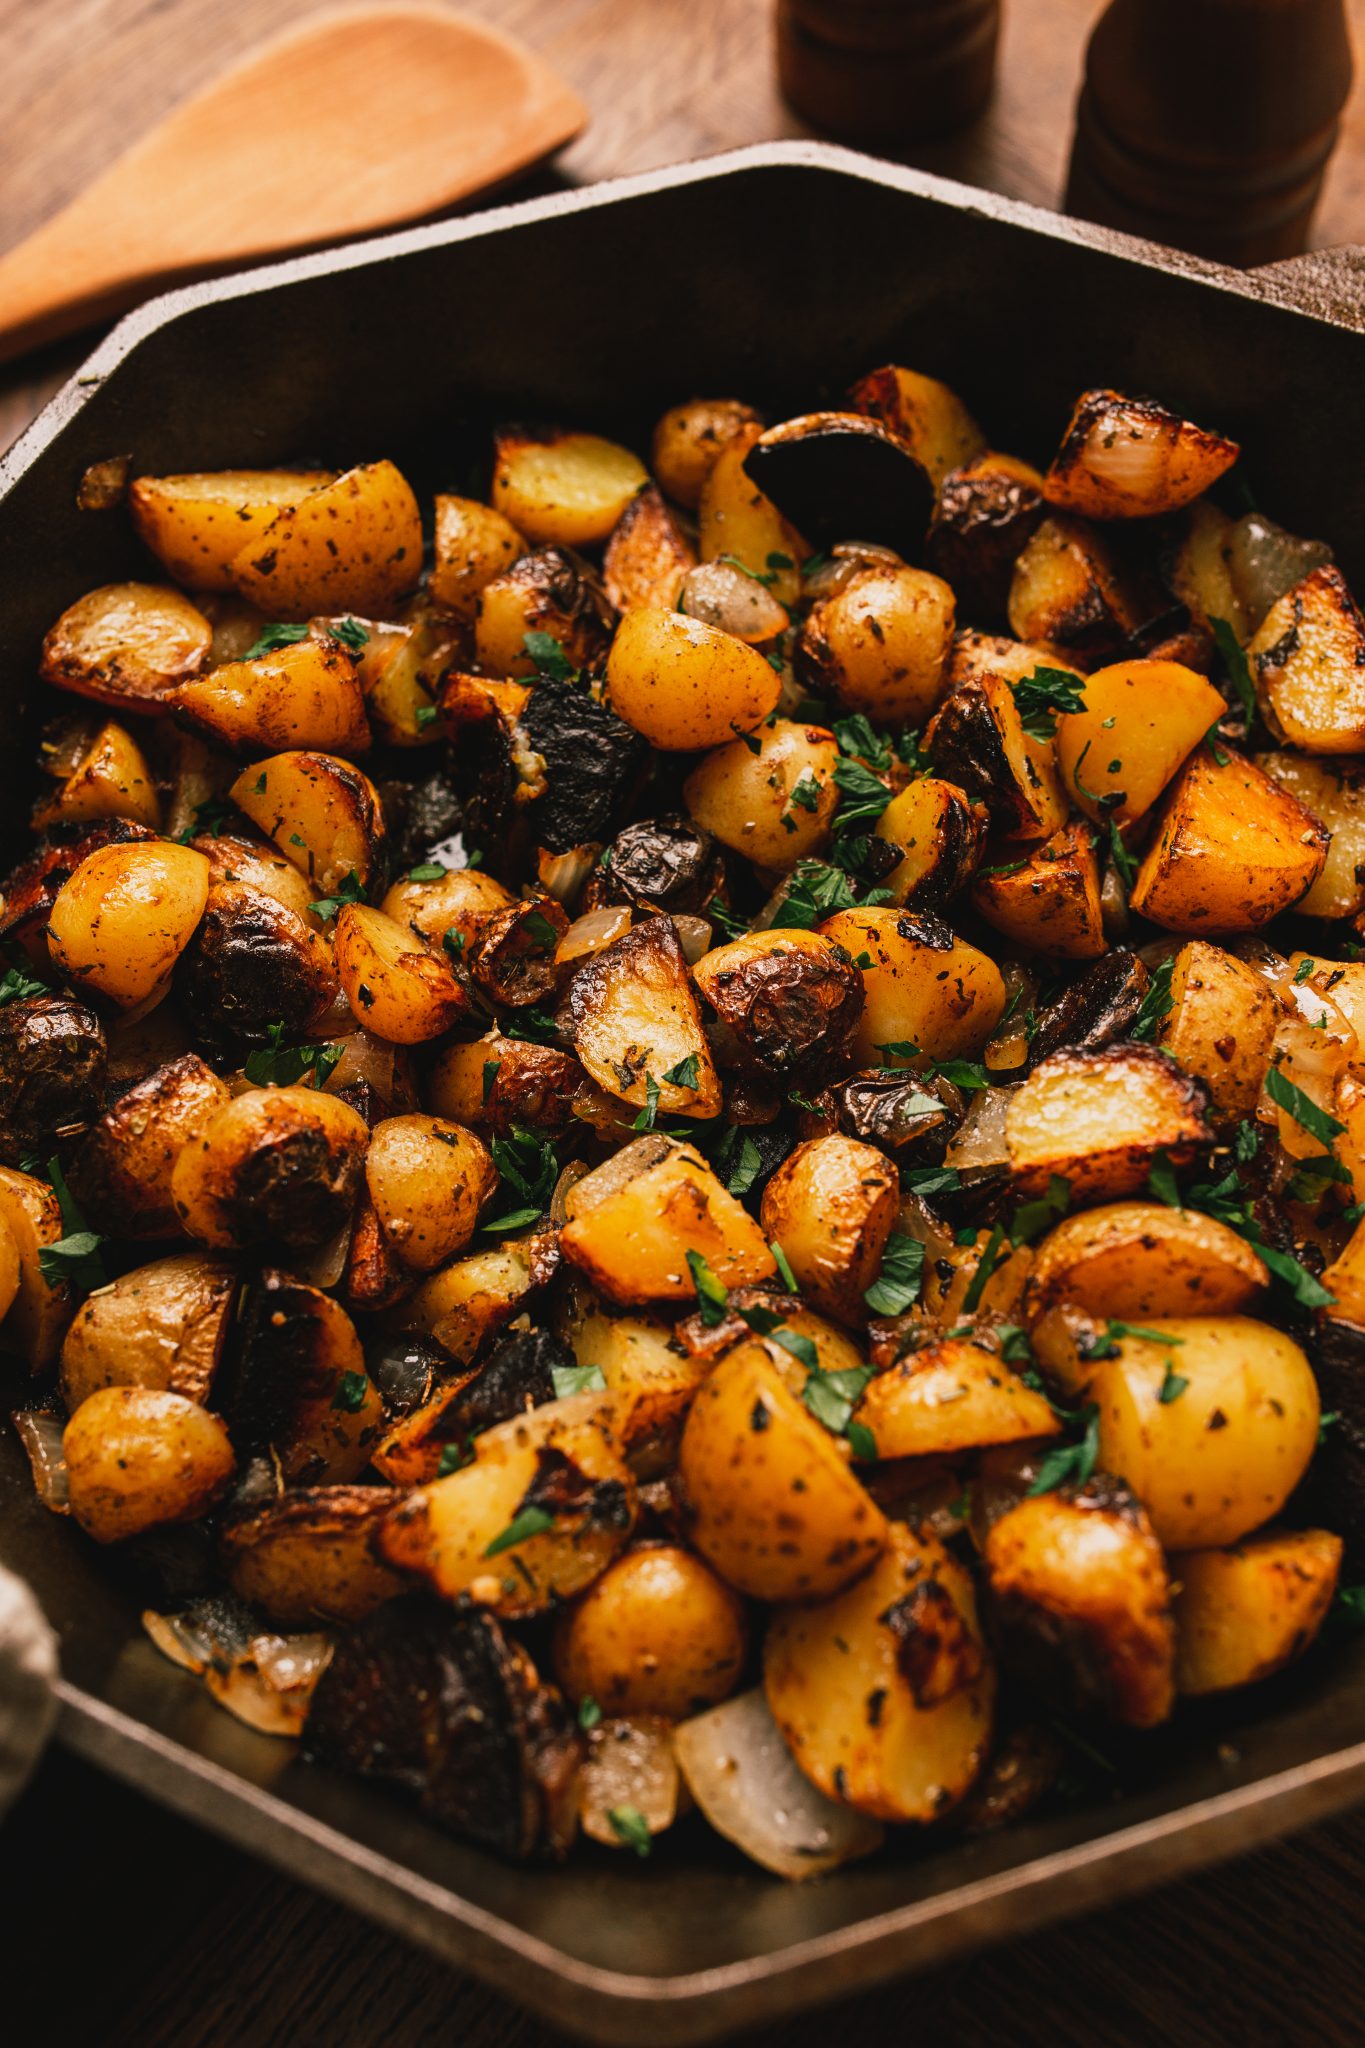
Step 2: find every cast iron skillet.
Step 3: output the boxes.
[4,142,1365,2045]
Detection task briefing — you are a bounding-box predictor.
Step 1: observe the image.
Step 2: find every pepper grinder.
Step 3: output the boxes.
[1066,0,1354,266]
[776,0,1001,148]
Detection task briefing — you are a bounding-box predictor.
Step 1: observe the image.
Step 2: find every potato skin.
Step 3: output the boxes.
[874,776,984,908]
[796,563,955,725]
[764,1522,994,1822]
[0,994,106,1167]
[229,749,387,896]
[32,719,161,832]
[177,882,340,1054]
[380,865,515,952]
[221,1487,405,1627]
[364,1114,496,1271]
[169,636,370,756]
[473,544,615,678]
[491,427,649,548]
[971,819,1105,962]
[1006,1045,1211,1201]
[759,1136,897,1325]
[68,1052,228,1238]
[1157,940,1278,1123]
[0,1165,72,1370]
[63,1386,235,1543]
[605,607,781,751]
[561,1136,774,1306]
[170,1085,370,1251]
[1248,565,1365,754]
[229,460,422,618]
[47,840,210,1010]
[1172,1529,1342,1696]
[550,1544,748,1719]
[683,720,839,868]
[1024,1201,1267,1322]
[40,582,212,712]
[561,917,722,1119]
[652,398,763,509]
[430,494,525,615]
[1129,746,1328,933]
[679,1340,887,1600]
[854,1337,1060,1460]
[334,902,471,1043]
[817,906,1006,1066]
[604,483,697,612]
[129,468,335,589]
[427,1032,583,1137]
[692,929,863,1088]
[59,1251,236,1412]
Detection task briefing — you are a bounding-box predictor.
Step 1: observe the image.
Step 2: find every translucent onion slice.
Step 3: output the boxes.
[538,843,599,906]
[945,1085,1016,1175]
[11,1411,69,1515]
[579,1716,681,1848]
[679,561,789,645]
[671,913,713,965]
[673,1688,883,1879]
[1227,513,1332,634]
[143,1602,332,1738]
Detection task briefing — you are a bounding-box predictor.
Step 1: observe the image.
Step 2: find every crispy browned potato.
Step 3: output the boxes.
[847,363,987,489]
[380,864,515,952]
[468,896,569,1010]
[228,1267,382,1482]
[1043,390,1238,519]
[64,1385,235,1542]
[927,452,1046,619]
[221,1487,405,1627]
[971,819,1106,961]
[129,469,334,590]
[561,1135,774,1306]
[1024,1201,1267,1322]
[1054,659,1228,826]
[169,636,370,755]
[492,427,649,548]
[1129,746,1328,932]
[925,673,1067,841]
[334,903,471,1042]
[1172,1529,1342,1695]
[0,993,106,1167]
[551,1544,748,1719]
[1157,939,1280,1122]
[1006,1045,1211,1200]
[473,545,615,677]
[429,494,525,615]
[759,1135,897,1324]
[1257,750,1365,919]
[984,1477,1174,1728]
[229,461,422,618]
[854,1336,1059,1459]
[178,883,340,1054]
[764,1521,994,1820]
[560,916,722,1119]
[652,398,763,509]
[817,907,1006,1066]
[603,484,697,611]
[874,776,984,907]
[31,720,161,831]
[427,1032,583,1136]
[59,1251,235,1411]
[1166,499,1252,640]
[40,582,212,713]
[1248,564,1365,753]
[0,1165,72,1370]
[68,1053,228,1237]
[692,928,862,1088]
[1007,516,1141,661]
[605,607,782,750]
[562,1302,711,1469]
[389,1236,553,1363]
[229,749,387,895]
[47,840,211,1010]
[170,1085,369,1251]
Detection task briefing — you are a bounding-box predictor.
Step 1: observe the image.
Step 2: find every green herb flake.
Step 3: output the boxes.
[331,1370,370,1412]
[552,1362,608,1398]
[1158,1361,1190,1404]
[632,1073,662,1131]
[1146,1150,1183,1209]
[308,870,367,922]
[522,629,573,682]
[242,1022,344,1091]
[863,1232,925,1316]
[607,1805,653,1857]
[663,1053,700,1090]
[1131,957,1175,1043]
[687,1249,729,1326]
[1265,1064,1345,1146]
[408,862,446,882]
[242,621,310,661]
[961,1221,1006,1315]
[1010,1174,1071,1245]
[484,1504,556,1557]
[770,1241,799,1293]
[436,1441,474,1477]
[0,964,49,1005]
[1210,616,1257,731]
[578,1696,603,1732]
[788,769,823,813]
[1028,1405,1101,1495]
[1011,665,1087,742]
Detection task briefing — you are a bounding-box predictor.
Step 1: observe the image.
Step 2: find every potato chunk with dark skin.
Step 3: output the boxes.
[176,881,340,1054]
[0,994,106,1165]
[691,929,862,1089]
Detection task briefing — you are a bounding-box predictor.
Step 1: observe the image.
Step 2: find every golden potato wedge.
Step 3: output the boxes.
[63,1386,235,1543]
[1055,660,1228,827]
[565,1304,711,1467]
[577,1714,681,1850]
[919,1222,1034,1326]
[971,820,1106,961]
[230,460,422,618]
[759,1135,897,1324]
[221,1487,405,1627]
[697,422,805,607]
[874,776,984,907]
[48,840,210,1010]
[1007,516,1141,661]
[40,582,212,713]
[984,1478,1174,1728]
[364,1114,495,1271]
[691,927,862,1088]
[796,563,956,725]
[1024,1201,1267,1322]
[1248,564,1365,753]
[491,427,649,548]
[169,636,370,756]
[1157,940,1279,1123]
[356,606,462,749]
[848,363,987,491]
[390,1236,550,1364]
[680,1340,886,1601]
[651,397,764,509]
[0,1165,72,1370]
[604,607,781,751]
[472,545,614,679]
[683,718,839,868]
[32,720,161,831]
[1044,390,1238,519]
[427,1031,582,1137]
[764,1521,994,1821]
[1006,1045,1211,1201]
[854,1337,1059,1459]
[603,483,697,612]
[551,1544,748,1720]
[468,896,569,1012]
[925,672,1067,842]
[128,469,334,590]
[1257,751,1365,919]
[561,1135,775,1306]
[333,903,471,1043]
[1167,499,1252,642]
[560,916,721,1119]
[429,494,525,615]
[170,1085,369,1250]
[1091,1316,1320,1548]
[229,749,386,895]
[816,907,1006,1066]
[59,1251,235,1412]
[377,1390,636,1616]
[1129,746,1328,932]
[1172,1528,1342,1697]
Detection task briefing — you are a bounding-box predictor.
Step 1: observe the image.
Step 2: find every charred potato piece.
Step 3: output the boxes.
[373,1325,563,1487]
[928,452,1046,621]
[0,1165,73,1369]
[48,839,210,1010]
[226,1267,382,1482]
[1007,516,1142,662]
[1055,659,1228,826]
[874,776,984,908]
[429,494,526,616]
[817,907,1006,1066]
[40,582,212,713]
[491,427,649,548]
[683,721,839,870]
[853,1336,1059,1459]
[518,674,650,857]
[190,831,319,920]
[1256,750,1365,919]
[680,1340,887,1601]
[170,1085,369,1251]
[1249,565,1365,754]
[59,1250,235,1411]
[764,1521,994,1821]
[392,1236,552,1364]
[697,422,806,606]
[63,1386,235,1543]
[1006,1045,1210,1200]
[32,719,161,831]
[796,562,954,725]
[692,929,862,1088]
[560,917,722,1119]
[68,1053,229,1238]
[334,902,471,1042]
[364,1114,495,1272]
[428,1032,583,1137]
[1129,746,1328,932]
[1027,949,1150,1064]
[229,461,422,618]
[1172,1529,1342,1696]
[129,469,335,590]
[378,1390,636,1616]
[1157,940,1279,1122]
[177,882,340,1053]
[169,636,370,756]
[652,397,764,509]
[1044,390,1238,519]
[971,820,1106,961]
[0,994,106,1165]
[469,895,569,1010]
[1166,498,1252,642]
[221,1487,405,1627]
[603,483,697,611]
[847,363,987,491]
[561,1135,775,1306]
[759,1135,897,1325]
[229,749,387,896]
[810,1068,957,1158]
[983,1477,1175,1728]
[473,545,615,678]
[564,1305,711,1468]
[1024,1201,1267,1322]
[605,607,781,751]
[742,411,935,558]
[925,673,1066,841]
[551,1544,748,1720]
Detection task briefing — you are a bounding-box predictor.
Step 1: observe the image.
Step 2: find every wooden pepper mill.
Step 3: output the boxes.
[776,0,1001,147]
[1066,0,1354,266]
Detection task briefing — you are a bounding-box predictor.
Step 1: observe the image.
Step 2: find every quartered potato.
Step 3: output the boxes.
[1172,1529,1342,1695]
[171,1086,369,1251]
[759,1135,897,1325]
[561,1135,774,1305]
[692,928,862,1088]
[854,1336,1059,1459]
[697,422,806,606]
[1129,746,1328,931]
[926,673,1067,841]
[1006,1046,1210,1200]
[683,719,839,868]
[129,469,334,590]
[1157,939,1279,1122]
[48,840,210,1010]
[560,915,722,1119]
[0,1165,72,1371]
[229,748,387,894]
[32,720,161,831]
[1054,660,1227,826]
[874,776,984,908]
[1248,564,1365,753]
[59,1251,235,1411]
[797,562,955,724]
[1024,1202,1267,1322]
[472,545,615,678]
[41,582,212,712]
[230,460,423,618]
[971,819,1105,960]
[1256,750,1365,919]
[334,903,471,1042]
[64,1386,235,1543]
[170,635,371,755]
[651,397,763,509]
[221,1487,404,1627]
[817,907,1006,1065]
[491,427,650,547]
[429,493,526,615]
[603,483,697,612]
[1008,516,1140,661]
[848,363,987,491]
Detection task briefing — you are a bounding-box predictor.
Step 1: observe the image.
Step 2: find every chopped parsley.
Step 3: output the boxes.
[607,1805,653,1857]
[632,1073,662,1131]
[484,1505,556,1557]
[308,870,366,922]
[863,1231,925,1316]
[481,1126,560,1234]
[1011,665,1087,741]
[0,963,49,1005]
[242,1023,344,1091]
[1210,616,1257,731]
[578,1695,604,1731]
[1028,1405,1100,1495]
[522,629,574,681]
[770,1241,799,1293]
[1130,957,1175,1042]
[331,1371,370,1412]
[552,1362,608,1398]
[686,1249,729,1325]
[663,1053,700,1090]
[1265,1065,1345,1147]
[961,1221,1007,1314]
[408,862,447,882]
[242,621,309,660]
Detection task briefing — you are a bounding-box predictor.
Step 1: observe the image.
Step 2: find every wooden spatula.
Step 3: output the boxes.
[0,5,586,365]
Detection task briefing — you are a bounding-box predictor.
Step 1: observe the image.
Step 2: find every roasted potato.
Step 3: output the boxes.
[0,1165,72,1370]
[1006,1045,1210,1201]
[59,1251,235,1411]
[364,1114,495,1271]
[925,673,1067,841]
[796,562,955,725]
[817,907,1006,1066]
[221,1488,404,1627]
[604,484,697,612]
[564,1304,711,1468]
[389,1235,552,1364]
[491,427,649,548]
[473,545,615,678]
[1043,390,1238,519]
[170,635,370,755]
[683,719,839,868]
[1157,939,1280,1122]
[697,422,805,606]
[651,397,764,509]
[67,1053,228,1237]
[1172,1529,1342,1695]
[1024,1201,1267,1322]
[170,1085,369,1251]
[229,461,423,618]
[560,916,722,1119]
[429,494,526,615]
[759,1135,897,1325]
[927,452,1046,621]
[1256,750,1365,919]
[605,607,781,751]
[129,469,334,590]
[1248,565,1365,754]
[178,881,340,1054]
[971,820,1106,961]
[63,1386,235,1543]
[380,862,516,952]
[229,748,386,897]
[226,1267,382,1483]
[692,928,862,1088]
[334,902,471,1042]
[1129,746,1328,932]
[40,582,212,713]
[427,1032,583,1137]
[561,1135,774,1306]
[47,839,210,1010]
[853,1336,1059,1459]
[31,719,161,831]
[551,1544,748,1720]
[847,363,987,490]
[1054,659,1228,826]
[1008,516,1141,661]
[874,776,984,908]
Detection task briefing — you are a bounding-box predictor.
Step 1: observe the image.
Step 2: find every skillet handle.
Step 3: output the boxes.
[1247,244,1365,332]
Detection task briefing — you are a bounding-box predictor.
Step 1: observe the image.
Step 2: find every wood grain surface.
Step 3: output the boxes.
[3,3,1365,2045]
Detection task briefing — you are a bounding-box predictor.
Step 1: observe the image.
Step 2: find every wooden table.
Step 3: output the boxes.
[4,2,1365,2043]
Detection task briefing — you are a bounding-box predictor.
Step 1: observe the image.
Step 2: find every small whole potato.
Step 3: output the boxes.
[47,840,210,1010]
[380,864,516,952]
[759,1134,898,1324]
[63,1386,235,1543]
[365,1114,496,1271]
[651,398,763,509]
[170,1085,370,1250]
[796,562,955,724]
[605,608,781,751]
[473,545,616,678]
[430,494,526,615]
[551,1544,749,1719]
[683,719,839,867]
[334,902,471,1042]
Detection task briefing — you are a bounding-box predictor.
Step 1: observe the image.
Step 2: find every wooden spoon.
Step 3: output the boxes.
[0,5,586,365]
